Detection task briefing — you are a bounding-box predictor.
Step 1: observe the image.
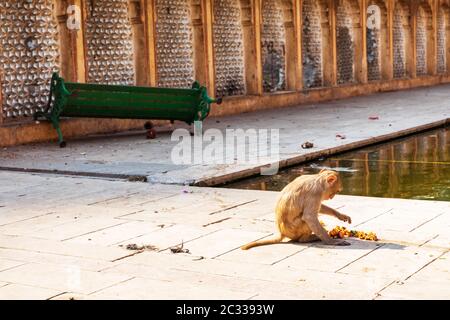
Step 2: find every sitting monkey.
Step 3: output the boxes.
[241,169,352,250]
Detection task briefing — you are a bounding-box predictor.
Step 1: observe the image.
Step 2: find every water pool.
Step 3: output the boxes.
[224,126,450,201]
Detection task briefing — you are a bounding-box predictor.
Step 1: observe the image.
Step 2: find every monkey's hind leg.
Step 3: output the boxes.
[290,222,320,243]
[297,234,320,243]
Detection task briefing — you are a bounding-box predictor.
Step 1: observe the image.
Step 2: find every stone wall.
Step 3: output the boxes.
[336,1,354,84]
[302,0,323,88]
[437,8,447,74]
[416,6,428,76]
[367,28,381,81]
[393,3,407,79]
[261,0,286,92]
[212,0,246,97]
[85,0,134,85]
[155,0,195,88]
[1,0,450,132]
[0,0,59,120]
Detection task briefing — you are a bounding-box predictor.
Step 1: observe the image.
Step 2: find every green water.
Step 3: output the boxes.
[225,126,450,201]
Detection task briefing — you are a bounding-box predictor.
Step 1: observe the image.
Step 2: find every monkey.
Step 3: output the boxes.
[241,169,352,250]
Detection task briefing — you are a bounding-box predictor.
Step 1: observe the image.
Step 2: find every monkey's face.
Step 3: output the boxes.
[326,172,342,200]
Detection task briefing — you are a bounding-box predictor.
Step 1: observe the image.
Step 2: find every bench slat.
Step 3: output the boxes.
[65,91,199,105]
[65,82,198,96]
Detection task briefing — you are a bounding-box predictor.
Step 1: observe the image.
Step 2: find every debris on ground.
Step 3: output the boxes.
[368,115,380,120]
[336,134,346,139]
[170,241,190,254]
[122,244,159,251]
[301,141,314,149]
[127,175,148,182]
[193,256,205,261]
[328,226,378,241]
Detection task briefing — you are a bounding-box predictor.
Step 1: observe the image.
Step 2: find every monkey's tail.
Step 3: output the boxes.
[241,235,284,250]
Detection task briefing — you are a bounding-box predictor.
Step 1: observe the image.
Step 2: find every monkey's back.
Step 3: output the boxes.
[275,174,323,236]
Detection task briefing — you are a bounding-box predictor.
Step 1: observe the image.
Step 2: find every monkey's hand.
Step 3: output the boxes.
[337,214,352,224]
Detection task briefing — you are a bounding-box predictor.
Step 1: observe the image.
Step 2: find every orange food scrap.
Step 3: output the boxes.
[328,226,378,241]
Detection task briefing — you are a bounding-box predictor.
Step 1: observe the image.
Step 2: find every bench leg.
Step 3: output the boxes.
[144,121,156,139]
[51,118,66,148]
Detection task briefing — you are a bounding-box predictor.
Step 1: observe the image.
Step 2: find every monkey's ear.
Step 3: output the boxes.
[327,174,338,185]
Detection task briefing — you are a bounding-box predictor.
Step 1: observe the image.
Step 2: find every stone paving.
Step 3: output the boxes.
[0,84,449,186]
[0,171,448,300]
[0,85,449,300]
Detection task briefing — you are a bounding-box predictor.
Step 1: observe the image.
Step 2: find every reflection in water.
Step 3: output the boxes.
[225,126,450,201]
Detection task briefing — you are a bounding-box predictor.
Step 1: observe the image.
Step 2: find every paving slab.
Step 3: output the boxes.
[0,234,132,261]
[273,239,383,273]
[216,238,308,265]
[337,243,445,280]
[0,248,118,272]
[0,263,133,295]
[404,251,450,282]
[116,224,216,251]
[29,217,127,241]
[0,284,62,300]
[89,277,255,300]
[0,258,26,272]
[65,221,165,246]
[0,171,448,299]
[172,229,271,258]
[376,279,450,300]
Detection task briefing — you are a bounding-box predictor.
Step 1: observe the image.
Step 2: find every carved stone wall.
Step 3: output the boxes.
[155,0,195,88]
[393,3,407,78]
[85,0,134,85]
[212,0,246,97]
[302,0,323,88]
[437,8,447,74]
[261,0,286,92]
[336,1,354,84]
[416,6,428,76]
[0,0,60,120]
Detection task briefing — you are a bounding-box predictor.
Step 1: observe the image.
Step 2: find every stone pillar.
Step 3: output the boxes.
[191,0,208,86]
[324,0,337,86]
[54,0,86,82]
[203,0,215,95]
[130,0,148,86]
[447,8,450,73]
[284,2,297,91]
[241,0,263,95]
[386,0,394,80]
[0,76,2,124]
[356,0,368,83]
[143,0,157,86]
[294,0,303,90]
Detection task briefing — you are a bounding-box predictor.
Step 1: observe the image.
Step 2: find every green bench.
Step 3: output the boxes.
[34,73,222,147]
